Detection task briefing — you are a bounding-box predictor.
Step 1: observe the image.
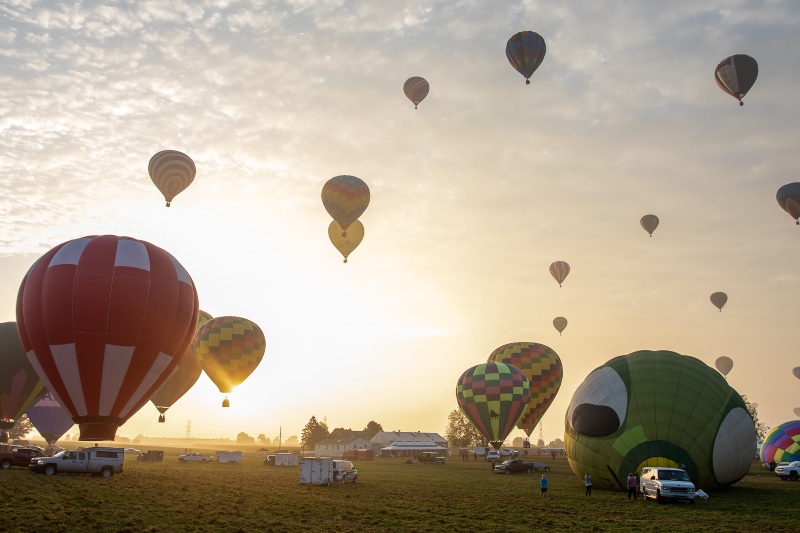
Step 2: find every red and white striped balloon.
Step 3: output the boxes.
[148,150,196,207]
[16,235,199,441]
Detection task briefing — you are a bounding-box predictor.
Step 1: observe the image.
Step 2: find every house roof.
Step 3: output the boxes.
[315,435,371,447]
[381,443,448,451]
[370,431,447,444]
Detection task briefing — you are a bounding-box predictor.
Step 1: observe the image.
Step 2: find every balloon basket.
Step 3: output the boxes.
[222,397,230,408]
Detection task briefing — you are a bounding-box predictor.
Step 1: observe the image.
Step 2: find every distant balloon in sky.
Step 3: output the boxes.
[328,220,364,263]
[456,362,530,450]
[794,407,800,418]
[16,235,199,441]
[26,392,74,446]
[715,54,758,106]
[321,175,370,237]
[640,215,659,237]
[0,322,46,443]
[549,261,570,287]
[715,356,733,377]
[553,317,568,335]
[194,316,266,407]
[793,367,800,380]
[149,150,196,207]
[776,183,800,225]
[506,31,546,85]
[710,292,728,312]
[403,77,429,109]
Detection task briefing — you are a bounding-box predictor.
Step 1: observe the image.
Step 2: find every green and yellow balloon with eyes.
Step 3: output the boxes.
[564,350,756,491]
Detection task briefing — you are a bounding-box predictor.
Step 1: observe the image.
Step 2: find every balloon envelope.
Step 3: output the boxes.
[26,392,75,445]
[549,261,570,287]
[506,31,546,84]
[794,408,800,418]
[456,362,530,449]
[148,150,196,207]
[760,421,800,465]
[321,175,370,232]
[487,343,562,437]
[0,322,46,432]
[715,54,758,105]
[710,292,728,311]
[776,183,800,225]
[328,220,364,263]
[16,235,199,441]
[553,317,568,335]
[640,215,659,236]
[793,367,800,380]
[195,317,266,396]
[403,77,429,108]
[715,356,733,376]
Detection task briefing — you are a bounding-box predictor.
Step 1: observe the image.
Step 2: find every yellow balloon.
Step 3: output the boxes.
[328,220,364,263]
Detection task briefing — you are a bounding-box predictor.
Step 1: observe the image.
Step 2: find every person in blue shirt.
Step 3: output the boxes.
[540,474,548,497]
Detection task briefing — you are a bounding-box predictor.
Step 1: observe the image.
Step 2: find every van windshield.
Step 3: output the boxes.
[657,469,690,481]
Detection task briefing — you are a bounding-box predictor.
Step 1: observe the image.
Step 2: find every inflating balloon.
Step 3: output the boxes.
[565,350,756,490]
[549,261,570,287]
[715,54,758,106]
[760,421,800,465]
[16,235,199,441]
[456,362,530,449]
[487,343,562,437]
[328,220,364,263]
[715,356,733,377]
[194,316,266,407]
[793,367,800,380]
[506,31,546,85]
[149,150,196,207]
[403,77,429,109]
[794,408,800,418]
[0,322,46,443]
[553,317,568,335]
[776,183,800,225]
[26,392,74,445]
[640,215,659,237]
[710,292,728,312]
[321,175,370,236]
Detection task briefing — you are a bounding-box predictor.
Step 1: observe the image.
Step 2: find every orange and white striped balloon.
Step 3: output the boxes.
[148,150,196,207]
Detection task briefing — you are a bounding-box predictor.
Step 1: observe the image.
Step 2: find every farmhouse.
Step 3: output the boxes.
[314,428,372,457]
[370,431,448,456]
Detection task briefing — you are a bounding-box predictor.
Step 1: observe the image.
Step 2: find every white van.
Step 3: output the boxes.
[29,447,124,478]
[639,467,695,504]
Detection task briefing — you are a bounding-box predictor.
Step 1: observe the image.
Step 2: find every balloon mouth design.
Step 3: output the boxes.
[571,404,620,438]
[222,397,230,408]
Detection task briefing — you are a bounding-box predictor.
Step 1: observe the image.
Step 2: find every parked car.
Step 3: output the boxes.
[499,449,514,458]
[124,448,141,455]
[494,459,551,474]
[264,454,276,466]
[28,447,124,477]
[178,452,212,463]
[486,450,500,462]
[639,467,695,504]
[418,452,445,464]
[0,447,44,469]
[775,461,800,480]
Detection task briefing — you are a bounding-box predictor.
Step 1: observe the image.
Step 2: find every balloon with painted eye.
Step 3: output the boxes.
[328,220,364,263]
[715,54,758,106]
[710,292,728,312]
[149,150,196,207]
[403,77,429,109]
[715,356,733,377]
[640,215,659,237]
[506,31,546,85]
[549,261,570,287]
[321,175,370,237]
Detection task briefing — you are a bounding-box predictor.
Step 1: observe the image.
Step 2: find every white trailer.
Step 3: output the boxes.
[216,450,243,464]
[275,453,299,467]
[300,457,334,485]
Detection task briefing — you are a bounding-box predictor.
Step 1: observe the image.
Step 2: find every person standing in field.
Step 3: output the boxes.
[540,474,548,497]
[585,473,593,496]
[627,473,638,500]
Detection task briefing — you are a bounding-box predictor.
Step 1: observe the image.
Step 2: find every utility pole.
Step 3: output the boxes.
[279,426,282,449]
[539,422,544,446]
[185,420,192,440]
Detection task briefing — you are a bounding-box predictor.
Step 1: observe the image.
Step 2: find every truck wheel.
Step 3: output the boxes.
[353,475,357,483]
[1,459,12,469]
[44,465,57,476]
[690,498,695,505]
[656,490,663,504]
[790,472,798,481]
[101,467,113,478]
[179,458,185,462]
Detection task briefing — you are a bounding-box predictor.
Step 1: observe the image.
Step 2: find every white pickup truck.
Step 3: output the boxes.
[28,447,124,478]
[178,452,212,463]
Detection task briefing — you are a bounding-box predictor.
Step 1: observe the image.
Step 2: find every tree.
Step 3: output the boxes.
[272,436,282,445]
[512,437,524,447]
[285,435,299,445]
[536,438,545,448]
[9,415,33,440]
[257,434,269,444]
[236,432,255,444]
[547,438,564,448]
[444,409,486,449]
[363,421,383,438]
[301,416,330,448]
[742,395,768,441]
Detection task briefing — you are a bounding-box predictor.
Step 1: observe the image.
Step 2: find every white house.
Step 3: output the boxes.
[370,431,448,456]
[314,429,372,457]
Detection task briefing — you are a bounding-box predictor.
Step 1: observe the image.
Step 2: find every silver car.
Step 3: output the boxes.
[640,467,695,504]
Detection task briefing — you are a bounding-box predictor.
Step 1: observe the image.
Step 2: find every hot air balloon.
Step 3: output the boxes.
[565,350,756,490]
[776,183,800,225]
[487,343,562,438]
[553,317,568,335]
[549,261,570,287]
[194,316,266,407]
[710,292,728,312]
[148,150,196,207]
[321,175,370,237]
[760,421,800,465]
[0,322,46,443]
[793,367,800,380]
[328,220,364,263]
[794,408,800,418]
[506,31,546,85]
[715,356,733,377]
[26,392,75,446]
[715,54,758,106]
[640,215,659,237]
[456,362,530,450]
[403,77,429,109]
[16,235,199,441]
[149,310,212,422]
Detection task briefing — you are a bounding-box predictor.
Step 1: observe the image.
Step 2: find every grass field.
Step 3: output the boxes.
[0,449,797,533]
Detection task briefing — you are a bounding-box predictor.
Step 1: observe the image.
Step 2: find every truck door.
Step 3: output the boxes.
[77,452,87,471]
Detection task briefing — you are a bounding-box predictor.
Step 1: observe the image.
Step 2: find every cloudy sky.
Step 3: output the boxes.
[2,0,799,443]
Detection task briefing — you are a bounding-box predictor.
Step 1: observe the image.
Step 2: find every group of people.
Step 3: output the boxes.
[535,472,641,499]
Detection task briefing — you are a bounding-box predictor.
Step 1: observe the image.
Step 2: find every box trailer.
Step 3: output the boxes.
[275,452,299,467]
[216,450,242,464]
[300,458,358,485]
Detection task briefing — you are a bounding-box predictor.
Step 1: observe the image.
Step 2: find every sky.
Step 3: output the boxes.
[2,0,800,444]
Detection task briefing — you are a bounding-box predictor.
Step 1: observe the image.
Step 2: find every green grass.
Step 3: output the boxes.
[0,452,797,532]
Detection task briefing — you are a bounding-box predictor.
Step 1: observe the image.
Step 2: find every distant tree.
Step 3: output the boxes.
[363,421,383,438]
[257,434,268,444]
[512,437,524,448]
[444,409,486,449]
[236,432,255,444]
[301,416,330,448]
[132,435,141,444]
[116,436,130,443]
[742,395,768,441]
[547,438,564,448]
[9,415,33,440]
[285,435,299,445]
[273,436,282,446]
[536,438,545,448]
